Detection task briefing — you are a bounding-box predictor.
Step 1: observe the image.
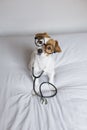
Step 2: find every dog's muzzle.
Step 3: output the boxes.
[37,49,43,55]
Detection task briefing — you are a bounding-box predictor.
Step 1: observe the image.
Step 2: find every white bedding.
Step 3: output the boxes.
[0,33,87,130]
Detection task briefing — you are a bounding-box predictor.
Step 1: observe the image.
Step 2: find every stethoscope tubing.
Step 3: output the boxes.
[32,67,57,99]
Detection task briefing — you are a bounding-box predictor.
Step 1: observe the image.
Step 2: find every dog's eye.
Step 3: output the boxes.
[39,41,42,44]
[46,45,52,50]
[47,47,51,50]
[37,39,44,46]
[40,39,44,44]
[35,38,45,47]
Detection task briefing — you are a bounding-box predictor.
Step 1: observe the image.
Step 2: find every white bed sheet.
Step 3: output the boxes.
[0,33,87,130]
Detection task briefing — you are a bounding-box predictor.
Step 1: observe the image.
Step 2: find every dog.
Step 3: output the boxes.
[28,32,62,93]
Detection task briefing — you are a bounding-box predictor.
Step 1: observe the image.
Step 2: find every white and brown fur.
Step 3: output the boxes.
[28,33,61,92]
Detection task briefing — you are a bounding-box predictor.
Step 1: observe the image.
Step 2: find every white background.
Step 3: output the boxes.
[0,0,87,35]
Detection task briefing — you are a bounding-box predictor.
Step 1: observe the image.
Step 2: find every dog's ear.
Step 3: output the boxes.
[43,32,51,38]
[55,40,62,53]
[35,32,50,38]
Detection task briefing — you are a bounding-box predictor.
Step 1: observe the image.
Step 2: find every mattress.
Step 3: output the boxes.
[0,33,87,130]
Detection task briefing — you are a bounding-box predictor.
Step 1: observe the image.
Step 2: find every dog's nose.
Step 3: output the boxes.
[38,49,43,54]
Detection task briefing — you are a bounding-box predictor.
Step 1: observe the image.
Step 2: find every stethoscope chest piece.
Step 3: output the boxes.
[32,67,57,104]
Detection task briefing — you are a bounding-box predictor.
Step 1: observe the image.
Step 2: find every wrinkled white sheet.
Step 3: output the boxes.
[0,33,87,130]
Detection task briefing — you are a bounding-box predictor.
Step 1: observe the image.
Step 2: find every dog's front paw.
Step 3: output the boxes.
[31,90,36,96]
[31,89,40,96]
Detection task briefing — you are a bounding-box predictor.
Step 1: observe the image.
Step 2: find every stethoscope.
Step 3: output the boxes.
[32,67,57,104]
[32,37,57,104]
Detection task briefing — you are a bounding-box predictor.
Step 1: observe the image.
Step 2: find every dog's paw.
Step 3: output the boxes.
[31,90,36,96]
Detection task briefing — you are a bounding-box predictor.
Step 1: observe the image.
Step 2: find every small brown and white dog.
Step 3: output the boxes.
[28,32,61,92]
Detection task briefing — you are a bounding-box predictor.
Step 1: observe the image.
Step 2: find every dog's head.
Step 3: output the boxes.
[35,32,61,55]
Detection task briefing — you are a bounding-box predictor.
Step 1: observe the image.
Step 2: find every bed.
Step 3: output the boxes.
[0,32,87,130]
